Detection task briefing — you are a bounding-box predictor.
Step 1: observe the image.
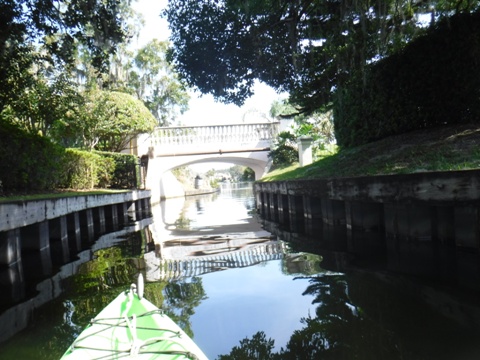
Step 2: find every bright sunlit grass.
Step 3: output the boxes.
[260,125,480,182]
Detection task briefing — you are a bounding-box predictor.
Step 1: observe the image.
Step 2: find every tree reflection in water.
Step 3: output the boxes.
[217,274,392,360]
[283,274,402,359]
[163,277,208,338]
[218,272,480,360]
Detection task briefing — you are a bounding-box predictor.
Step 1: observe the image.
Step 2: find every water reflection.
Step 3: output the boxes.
[0,224,158,359]
[218,269,480,360]
[0,217,152,344]
[163,277,207,338]
[1,182,480,359]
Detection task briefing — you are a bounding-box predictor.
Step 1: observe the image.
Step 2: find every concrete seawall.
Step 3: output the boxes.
[0,190,153,344]
[254,169,480,251]
[0,190,151,270]
[0,190,151,232]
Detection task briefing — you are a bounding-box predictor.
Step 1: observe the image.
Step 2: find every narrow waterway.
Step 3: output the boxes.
[0,182,480,359]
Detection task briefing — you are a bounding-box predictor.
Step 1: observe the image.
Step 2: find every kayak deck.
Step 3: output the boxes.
[61,282,208,359]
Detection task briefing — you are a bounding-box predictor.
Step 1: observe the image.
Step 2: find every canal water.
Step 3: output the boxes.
[0,182,480,359]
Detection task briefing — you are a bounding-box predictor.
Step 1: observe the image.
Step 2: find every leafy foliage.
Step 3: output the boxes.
[163,278,207,338]
[61,149,140,190]
[217,331,276,360]
[0,0,128,74]
[164,0,471,114]
[0,1,190,195]
[270,99,336,169]
[268,131,299,169]
[217,273,429,359]
[334,10,480,147]
[0,119,64,193]
[241,167,255,181]
[165,0,480,148]
[80,39,190,127]
[226,165,252,182]
[261,123,480,182]
[95,151,139,189]
[2,70,81,138]
[0,119,141,193]
[55,90,157,152]
[0,0,129,122]
[131,40,190,126]
[61,149,115,190]
[0,1,185,149]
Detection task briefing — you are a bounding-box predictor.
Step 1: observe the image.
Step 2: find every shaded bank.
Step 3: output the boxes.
[254,169,480,295]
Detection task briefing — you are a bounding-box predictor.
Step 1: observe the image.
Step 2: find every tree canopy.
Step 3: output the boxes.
[60,90,158,152]
[0,0,192,154]
[130,40,190,126]
[1,0,129,70]
[164,0,480,116]
[0,0,131,112]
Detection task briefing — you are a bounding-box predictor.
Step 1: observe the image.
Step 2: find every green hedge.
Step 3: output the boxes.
[59,150,139,190]
[334,11,480,147]
[94,151,139,189]
[60,149,115,190]
[0,119,140,193]
[0,120,64,193]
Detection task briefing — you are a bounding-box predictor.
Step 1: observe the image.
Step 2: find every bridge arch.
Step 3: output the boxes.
[129,122,279,203]
[151,154,268,178]
[146,152,270,202]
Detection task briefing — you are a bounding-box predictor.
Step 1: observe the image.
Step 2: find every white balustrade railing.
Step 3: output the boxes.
[150,122,279,147]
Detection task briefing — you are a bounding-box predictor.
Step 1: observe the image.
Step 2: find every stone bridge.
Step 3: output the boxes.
[129,122,279,203]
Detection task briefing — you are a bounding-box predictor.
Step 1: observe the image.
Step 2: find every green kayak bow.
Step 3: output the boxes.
[61,275,208,359]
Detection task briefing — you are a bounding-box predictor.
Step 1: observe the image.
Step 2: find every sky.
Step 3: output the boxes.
[131,0,285,126]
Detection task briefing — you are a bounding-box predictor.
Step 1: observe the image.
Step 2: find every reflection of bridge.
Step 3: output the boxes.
[144,236,285,281]
[129,122,279,203]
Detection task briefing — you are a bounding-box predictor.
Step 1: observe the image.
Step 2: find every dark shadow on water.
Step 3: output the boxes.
[218,218,480,360]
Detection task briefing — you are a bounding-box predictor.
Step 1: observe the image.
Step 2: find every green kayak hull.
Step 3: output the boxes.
[61,284,208,359]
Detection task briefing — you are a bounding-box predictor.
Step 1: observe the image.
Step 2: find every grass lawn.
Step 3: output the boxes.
[0,189,131,203]
[261,123,480,182]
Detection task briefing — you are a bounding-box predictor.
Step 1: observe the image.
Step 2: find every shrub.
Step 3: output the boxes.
[94,151,139,189]
[0,119,64,193]
[334,11,480,147]
[60,149,115,190]
[0,119,141,193]
[268,131,299,169]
